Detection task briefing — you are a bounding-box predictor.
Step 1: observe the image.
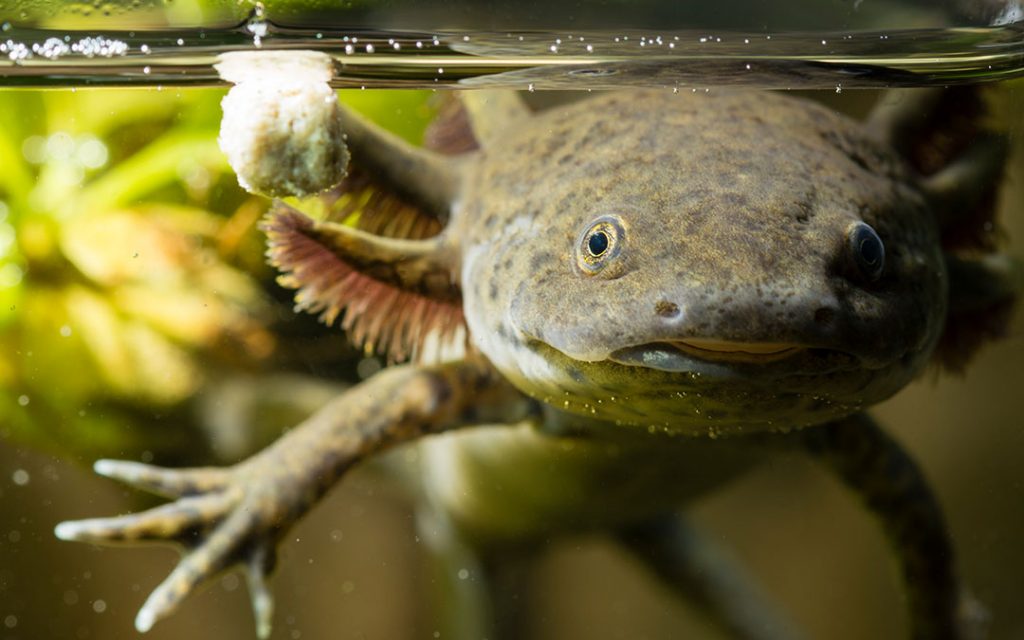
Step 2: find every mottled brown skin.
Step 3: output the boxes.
[455,92,944,434]
[56,88,1012,640]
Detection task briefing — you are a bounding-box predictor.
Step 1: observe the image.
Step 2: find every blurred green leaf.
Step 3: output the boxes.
[78,133,228,212]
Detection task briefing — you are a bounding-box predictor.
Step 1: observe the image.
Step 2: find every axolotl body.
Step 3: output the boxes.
[56,87,1016,640]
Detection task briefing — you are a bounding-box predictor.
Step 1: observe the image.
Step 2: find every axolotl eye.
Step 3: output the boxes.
[847,221,885,282]
[576,216,625,275]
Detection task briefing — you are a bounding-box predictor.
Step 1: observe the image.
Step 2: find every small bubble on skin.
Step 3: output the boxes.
[92,600,106,614]
[457,568,469,580]
[59,324,72,337]
[341,580,355,594]
[64,590,79,605]
[16,395,28,407]
[4,615,15,629]
[11,469,29,485]
[221,574,240,592]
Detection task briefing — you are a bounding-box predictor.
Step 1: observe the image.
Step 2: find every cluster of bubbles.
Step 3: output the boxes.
[0,33,128,63]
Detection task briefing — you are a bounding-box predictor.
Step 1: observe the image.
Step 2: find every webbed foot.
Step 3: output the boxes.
[55,458,287,638]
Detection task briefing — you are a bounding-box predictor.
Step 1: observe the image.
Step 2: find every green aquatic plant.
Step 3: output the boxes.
[0,88,270,454]
[0,86,435,458]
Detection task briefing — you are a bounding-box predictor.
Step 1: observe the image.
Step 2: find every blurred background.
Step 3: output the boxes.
[1,1,1023,639]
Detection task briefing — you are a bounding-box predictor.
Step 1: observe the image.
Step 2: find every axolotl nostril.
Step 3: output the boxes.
[56,58,1019,640]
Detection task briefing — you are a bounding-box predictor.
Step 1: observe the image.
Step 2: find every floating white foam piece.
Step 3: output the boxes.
[216,51,350,198]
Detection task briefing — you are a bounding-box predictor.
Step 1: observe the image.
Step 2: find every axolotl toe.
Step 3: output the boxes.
[57,82,1017,640]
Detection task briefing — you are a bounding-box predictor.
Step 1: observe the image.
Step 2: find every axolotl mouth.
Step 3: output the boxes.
[608,338,813,375]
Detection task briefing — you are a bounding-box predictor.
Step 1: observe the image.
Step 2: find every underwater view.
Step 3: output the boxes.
[1,1,1023,639]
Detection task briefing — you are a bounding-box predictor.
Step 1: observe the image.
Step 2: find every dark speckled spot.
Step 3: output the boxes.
[815,307,836,325]
[655,300,681,319]
[530,252,554,272]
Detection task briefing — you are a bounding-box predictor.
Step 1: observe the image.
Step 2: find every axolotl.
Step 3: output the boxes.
[55,86,1017,640]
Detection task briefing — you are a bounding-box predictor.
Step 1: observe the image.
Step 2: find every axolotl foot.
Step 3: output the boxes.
[55,458,284,638]
[54,361,527,637]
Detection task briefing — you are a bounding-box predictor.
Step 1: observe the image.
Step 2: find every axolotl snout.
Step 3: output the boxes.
[55,84,1016,640]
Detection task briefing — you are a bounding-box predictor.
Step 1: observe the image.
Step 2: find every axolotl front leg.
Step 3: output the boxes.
[55,50,501,637]
[56,360,532,636]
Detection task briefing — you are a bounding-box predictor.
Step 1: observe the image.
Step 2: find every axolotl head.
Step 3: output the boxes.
[458,91,947,435]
